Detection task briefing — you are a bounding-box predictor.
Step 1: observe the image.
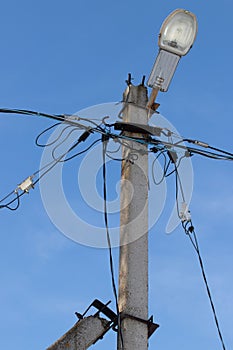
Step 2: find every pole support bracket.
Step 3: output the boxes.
[120,312,159,338]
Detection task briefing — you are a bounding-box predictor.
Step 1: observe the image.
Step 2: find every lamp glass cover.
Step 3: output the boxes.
[159,9,197,56]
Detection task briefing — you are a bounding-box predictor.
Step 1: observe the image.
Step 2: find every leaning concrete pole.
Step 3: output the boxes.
[47,316,110,350]
[117,83,149,350]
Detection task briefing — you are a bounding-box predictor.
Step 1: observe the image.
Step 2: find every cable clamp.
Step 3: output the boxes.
[17,176,34,193]
[194,140,209,148]
[63,114,80,122]
[120,313,159,338]
[179,202,191,222]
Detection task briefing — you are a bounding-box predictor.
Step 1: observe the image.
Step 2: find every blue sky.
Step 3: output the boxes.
[0,0,232,349]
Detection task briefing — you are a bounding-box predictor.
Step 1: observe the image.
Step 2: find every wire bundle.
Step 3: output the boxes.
[0,107,231,349]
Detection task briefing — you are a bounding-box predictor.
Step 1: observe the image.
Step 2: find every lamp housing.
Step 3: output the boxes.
[147,50,180,92]
[158,9,197,56]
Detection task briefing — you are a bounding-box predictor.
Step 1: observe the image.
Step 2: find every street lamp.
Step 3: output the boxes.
[147,9,198,98]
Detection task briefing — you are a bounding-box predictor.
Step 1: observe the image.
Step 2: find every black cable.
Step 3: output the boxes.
[35,135,97,183]
[182,138,233,158]
[51,127,85,161]
[5,191,20,211]
[33,157,62,186]
[106,152,125,162]
[174,162,227,350]
[106,143,121,154]
[0,131,97,210]
[35,122,65,147]
[0,191,24,210]
[1,107,233,161]
[102,136,124,349]
[184,224,227,350]
[54,138,102,163]
[187,147,233,161]
[151,150,168,185]
[0,108,66,122]
[2,106,233,161]
[102,137,118,306]
[149,137,233,161]
[208,145,233,157]
[151,149,186,186]
[0,190,16,204]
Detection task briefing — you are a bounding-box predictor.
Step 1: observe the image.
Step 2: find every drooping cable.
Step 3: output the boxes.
[35,122,64,147]
[1,114,232,213]
[151,150,168,185]
[53,138,101,163]
[0,191,20,211]
[0,107,231,348]
[0,190,16,204]
[173,154,227,350]
[51,127,87,161]
[0,130,96,210]
[35,130,95,182]
[159,150,229,350]
[102,135,124,349]
[183,223,227,350]
[1,107,233,162]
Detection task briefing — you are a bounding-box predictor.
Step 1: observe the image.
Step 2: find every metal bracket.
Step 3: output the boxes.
[75,300,159,339]
[75,299,117,325]
[120,313,159,338]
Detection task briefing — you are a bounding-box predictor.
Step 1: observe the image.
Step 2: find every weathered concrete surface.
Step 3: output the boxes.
[47,316,109,350]
[118,84,149,350]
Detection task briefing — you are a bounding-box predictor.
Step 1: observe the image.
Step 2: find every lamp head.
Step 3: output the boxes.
[159,9,198,56]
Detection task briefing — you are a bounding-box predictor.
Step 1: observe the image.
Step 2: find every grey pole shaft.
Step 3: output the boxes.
[117,84,149,350]
[47,316,110,350]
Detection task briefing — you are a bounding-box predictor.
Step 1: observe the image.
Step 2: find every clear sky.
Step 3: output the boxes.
[0,0,232,349]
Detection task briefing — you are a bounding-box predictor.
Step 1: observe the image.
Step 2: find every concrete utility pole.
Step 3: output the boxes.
[117,83,149,350]
[47,315,110,350]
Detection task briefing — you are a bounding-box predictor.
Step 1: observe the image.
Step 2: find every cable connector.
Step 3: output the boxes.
[179,202,191,222]
[167,150,178,163]
[102,134,110,143]
[78,129,93,142]
[17,176,34,193]
[186,139,209,148]
[194,140,209,148]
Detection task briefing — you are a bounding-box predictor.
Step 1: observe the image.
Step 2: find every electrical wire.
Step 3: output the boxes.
[0,131,98,210]
[74,115,108,132]
[1,107,233,161]
[183,223,227,350]
[102,135,124,349]
[105,143,121,154]
[35,122,66,147]
[1,114,232,213]
[51,127,85,161]
[0,108,67,122]
[106,152,125,162]
[151,148,187,186]
[0,191,21,211]
[35,132,97,182]
[0,108,107,132]
[151,150,168,185]
[0,107,231,348]
[53,138,102,163]
[182,138,233,158]
[149,137,233,161]
[173,157,227,350]
[208,144,233,157]
[0,190,16,204]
